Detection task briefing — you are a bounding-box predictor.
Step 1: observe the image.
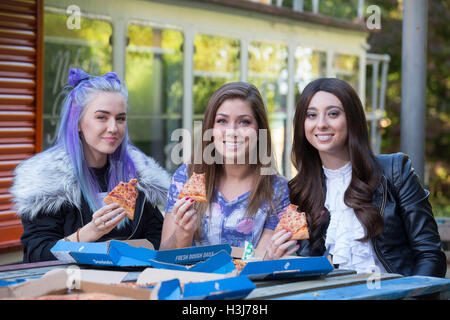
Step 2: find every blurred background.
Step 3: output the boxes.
[0,0,448,264]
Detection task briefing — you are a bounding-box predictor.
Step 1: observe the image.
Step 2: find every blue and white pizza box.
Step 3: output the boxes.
[238,256,334,280]
[148,250,236,274]
[154,276,256,300]
[50,239,232,267]
[137,266,255,300]
[182,275,256,300]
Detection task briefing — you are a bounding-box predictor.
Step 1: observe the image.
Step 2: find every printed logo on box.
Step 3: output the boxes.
[92,259,114,265]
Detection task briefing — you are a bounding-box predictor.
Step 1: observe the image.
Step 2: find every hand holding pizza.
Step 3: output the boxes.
[81,203,127,242]
[172,196,198,236]
[264,229,299,260]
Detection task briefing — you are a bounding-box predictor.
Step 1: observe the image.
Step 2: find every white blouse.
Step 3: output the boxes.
[323,162,386,274]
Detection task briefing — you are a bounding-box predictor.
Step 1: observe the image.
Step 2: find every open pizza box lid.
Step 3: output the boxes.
[50,239,231,267]
[237,256,334,280]
[0,268,153,300]
[141,274,255,300]
[146,250,236,274]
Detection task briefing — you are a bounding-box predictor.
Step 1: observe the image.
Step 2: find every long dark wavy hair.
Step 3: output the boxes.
[289,78,383,251]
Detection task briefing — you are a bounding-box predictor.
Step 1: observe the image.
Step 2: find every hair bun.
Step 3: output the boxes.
[68,68,90,87]
[102,72,121,84]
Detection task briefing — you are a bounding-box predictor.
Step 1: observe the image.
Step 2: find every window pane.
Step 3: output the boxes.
[126,25,183,173]
[193,34,240,119]
[294,46,327,100]
[43,12,112,149]
[248,41,288,175]
[333,53,360,92]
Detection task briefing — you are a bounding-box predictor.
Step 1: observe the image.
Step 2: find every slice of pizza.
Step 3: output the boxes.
[177,172,207,202]
[233,259,248,272]
[103,178,138,220]
[274,204,309,240]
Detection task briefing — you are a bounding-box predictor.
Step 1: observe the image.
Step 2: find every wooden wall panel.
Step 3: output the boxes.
[0,0,42,253]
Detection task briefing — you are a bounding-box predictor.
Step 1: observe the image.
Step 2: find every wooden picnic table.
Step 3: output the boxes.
[0,261,449,300]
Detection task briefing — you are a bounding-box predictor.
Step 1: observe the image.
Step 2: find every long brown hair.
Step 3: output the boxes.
[289,78,383,250]
[188,82,278,237]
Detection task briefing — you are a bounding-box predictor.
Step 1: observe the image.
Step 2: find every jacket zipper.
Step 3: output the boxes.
[371,175,394,273]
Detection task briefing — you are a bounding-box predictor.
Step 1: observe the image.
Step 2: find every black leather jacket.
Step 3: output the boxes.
[296,153,447,278]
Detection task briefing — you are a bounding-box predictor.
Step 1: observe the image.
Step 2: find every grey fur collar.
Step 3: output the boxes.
[10,146,170,220]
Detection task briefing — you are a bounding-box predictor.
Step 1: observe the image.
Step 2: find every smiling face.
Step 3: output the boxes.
[78,92,127,167]
[212,98,259,164]
[304,91,349,166]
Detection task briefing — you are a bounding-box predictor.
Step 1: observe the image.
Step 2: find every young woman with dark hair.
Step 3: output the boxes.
[289,77,446,276]
[160,82,296,259]
[11,69,170,262]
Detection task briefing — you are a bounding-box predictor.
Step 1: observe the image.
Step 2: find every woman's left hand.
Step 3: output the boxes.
[264,229,299,260]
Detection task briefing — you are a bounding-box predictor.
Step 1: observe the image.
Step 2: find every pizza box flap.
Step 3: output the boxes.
[239,256,334,280]
[154,278,182,300]
[182,275,256,300]
[0,268,132,299]
[51,240,232,267]
[136,268,230,285]
[0,268,68,299]
[108,242,232,267]
[149,275,255,300]
[148,250,236,274]
[153,244,232,265]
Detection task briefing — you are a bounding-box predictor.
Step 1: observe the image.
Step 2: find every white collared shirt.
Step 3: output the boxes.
[323,162,386,274]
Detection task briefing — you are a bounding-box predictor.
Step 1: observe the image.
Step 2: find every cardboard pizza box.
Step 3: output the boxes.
[50,239,155,265]
[50,239,231,267]
[145,250,236,274]
[0,268,150,300]
[148,275,256,300]
[182,275,256,300]
[0,267,256,300]
[136,267,231,285]
[238,256,334,280]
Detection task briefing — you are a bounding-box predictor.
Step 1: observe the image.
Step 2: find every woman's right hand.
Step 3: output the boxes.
[172,196,198,236]
[81,203,127,242]
[160,196,198,249]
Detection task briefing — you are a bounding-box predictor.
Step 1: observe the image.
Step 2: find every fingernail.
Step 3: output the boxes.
[185,197,190,200]
[190,199,195,203]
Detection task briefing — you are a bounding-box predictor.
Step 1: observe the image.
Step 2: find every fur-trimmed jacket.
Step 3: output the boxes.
[11,146,170,263]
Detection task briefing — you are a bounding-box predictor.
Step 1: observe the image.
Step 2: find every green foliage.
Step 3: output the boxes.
[367,0,450,217]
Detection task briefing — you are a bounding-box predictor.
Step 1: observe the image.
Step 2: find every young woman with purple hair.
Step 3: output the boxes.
[11,69,170,262]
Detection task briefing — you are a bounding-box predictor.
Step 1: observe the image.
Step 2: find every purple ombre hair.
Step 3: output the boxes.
[54,69,136,214]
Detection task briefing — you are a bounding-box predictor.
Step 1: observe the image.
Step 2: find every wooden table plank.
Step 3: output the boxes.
[252,268,356,289]
[273,276,450,300]
[246,272,402,300]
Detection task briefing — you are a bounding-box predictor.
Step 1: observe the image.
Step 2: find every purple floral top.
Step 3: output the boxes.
[165,164,290,248]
